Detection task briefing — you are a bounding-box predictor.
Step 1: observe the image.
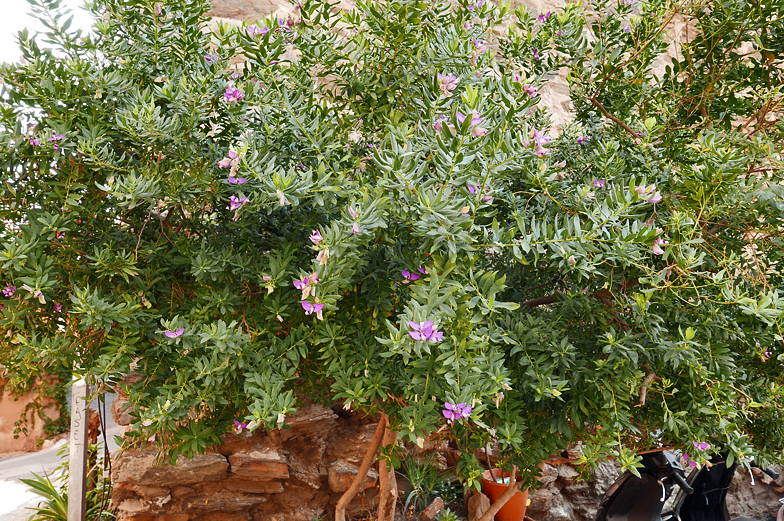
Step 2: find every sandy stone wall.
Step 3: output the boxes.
[111,403,383,521]
[0,388,59,453]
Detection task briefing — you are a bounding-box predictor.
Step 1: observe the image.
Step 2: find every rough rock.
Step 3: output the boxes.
[325,423,380,465]
[284,436,326,488]
[468,491,491,521]
[111,394,134,426]
[280,404,338,441]
[112,451,229,486]
[229,444,289,481]
[223,476,284,494]
[327,461,378,493]
[421,497,445,521]
[181,492,266,512]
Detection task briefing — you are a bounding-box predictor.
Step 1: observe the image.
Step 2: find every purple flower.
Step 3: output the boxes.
[302,300,325,320]
[408,321,443,342]
[2,284,15,298]
[224,85,244,104]
[310,230,323,245]
[621,0,634,6]
[762,347,771,361]
[30,138,41,147]
[512,71,521,82]
[418,267,427,275]
[472,39,488,54]
[247,24,269,38]
[467,181,477,194]
[464,21,474,30]
[682,453,697,467]
[229,195,249,211]
[233,420,248,434]
[467,0,484,9]
[531,128,551,156]
[165,328,185,338]
[533,48,540,61]
[48,131,64,142]
[652,232,668,255]
[21,284,45,304]
[402,270,420,282]
[204,53,219,64]
[437,73,458,97]
[293,277,310,290]
[537,11,551,22]
[228,176,247,184]
[522,84,538,97]
[54,302,62,313]
[593,179,606,188]
[456,110,482,126]
[154,3,163,16]
[622,20,631,32]
[442,402,472,423]
[693,441,710,451]
[577,135,588,144]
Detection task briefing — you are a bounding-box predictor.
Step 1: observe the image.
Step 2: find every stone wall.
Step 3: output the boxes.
[111,394,784,521]
[111,403,383,521]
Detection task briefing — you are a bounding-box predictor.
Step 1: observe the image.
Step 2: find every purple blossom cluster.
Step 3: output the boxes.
[408,321,443,342]
[437,73,458,97]
[442,402,471,423]
[2,284,15,298]
[224,84,244,104]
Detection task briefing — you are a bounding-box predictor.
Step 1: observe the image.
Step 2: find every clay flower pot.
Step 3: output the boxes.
[479,469,529,521]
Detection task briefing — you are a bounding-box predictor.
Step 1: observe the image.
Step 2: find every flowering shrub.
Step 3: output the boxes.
[1,0,783,486]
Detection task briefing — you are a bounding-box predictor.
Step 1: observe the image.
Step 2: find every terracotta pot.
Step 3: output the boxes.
[479,469,529,521]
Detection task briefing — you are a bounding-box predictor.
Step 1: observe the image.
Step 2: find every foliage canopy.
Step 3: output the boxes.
[1,0,783,484]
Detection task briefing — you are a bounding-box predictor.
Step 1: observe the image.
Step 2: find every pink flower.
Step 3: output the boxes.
[652,235,668,255]
[2,284,15,298]
[165,328,185,338]
[348,206,358,218]
[647,191,663,204]
[522,84,538,96]
[437,73,458,97]
[352,222,360,234]
[442,402,472,423]
[457,110,482,126]
[228,177,247,184]
[229,195,249,211]
[682,453,697,467]
[471,126,487,137]
[30,138,41,146]
[154,3,163,16]
[233,420,248,434]
[54,302,62,313]
[692,441,710,451]
[224,85,244,104]
[530,128,551,157]
[310,230,323,245]
[402,270,420,282]
[408,321,443,342]
[593,179,606,188]
[247,24,269,38]
[472,39,488,54]
[302,300,325,320]
[537,11,551,22]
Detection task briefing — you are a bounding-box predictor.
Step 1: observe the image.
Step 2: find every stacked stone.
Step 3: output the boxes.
[110,402,381,521]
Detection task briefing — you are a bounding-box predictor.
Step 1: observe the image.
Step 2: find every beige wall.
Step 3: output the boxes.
[0,389,58,453]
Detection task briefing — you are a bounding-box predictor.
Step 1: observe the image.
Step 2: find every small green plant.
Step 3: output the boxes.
[438,509,459,521]
[399,453,462,514]
[21,443,115,521]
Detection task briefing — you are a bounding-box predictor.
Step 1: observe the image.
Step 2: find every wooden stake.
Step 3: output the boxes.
[68,378,90,521]
[377,417,399,521]
[335,415,387,521]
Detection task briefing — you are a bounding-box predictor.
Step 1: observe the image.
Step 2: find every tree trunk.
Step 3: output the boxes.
[477,469,524,521]
[377,418,399,521]
[335,415,388,521]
